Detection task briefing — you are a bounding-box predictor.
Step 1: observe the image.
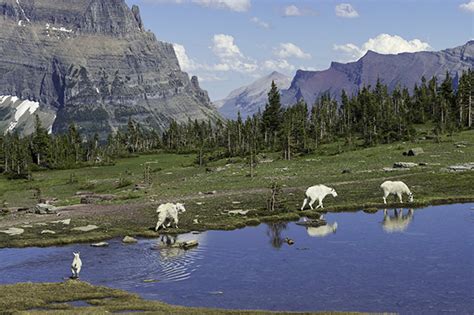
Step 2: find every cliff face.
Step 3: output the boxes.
[0,0,219,137]
[282,41,474,107]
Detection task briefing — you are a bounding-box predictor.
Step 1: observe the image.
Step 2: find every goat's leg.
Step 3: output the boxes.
[301,198,308,211]
[397,193,403,203]
[308,198,316,210]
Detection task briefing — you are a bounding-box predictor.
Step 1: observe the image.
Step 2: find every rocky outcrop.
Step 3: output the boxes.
[0,0,219,137]
[282,41,474,107]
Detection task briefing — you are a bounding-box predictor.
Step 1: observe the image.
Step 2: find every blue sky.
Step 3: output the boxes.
[125,0,473,100]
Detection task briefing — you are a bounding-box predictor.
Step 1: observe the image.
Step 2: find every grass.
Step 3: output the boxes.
[0,281,364,314]
[0,129,473,248]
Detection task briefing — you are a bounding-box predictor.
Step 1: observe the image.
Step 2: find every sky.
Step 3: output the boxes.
[125,0,474,101]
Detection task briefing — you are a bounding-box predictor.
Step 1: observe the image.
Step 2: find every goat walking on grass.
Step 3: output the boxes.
[71,252,82,279]
[380,181,414,204]
[301,185,338,210]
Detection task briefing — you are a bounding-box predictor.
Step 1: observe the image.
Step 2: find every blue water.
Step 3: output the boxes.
[0,203,473,314]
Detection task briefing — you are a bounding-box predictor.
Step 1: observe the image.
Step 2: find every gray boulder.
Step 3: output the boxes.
[34,203,58,215]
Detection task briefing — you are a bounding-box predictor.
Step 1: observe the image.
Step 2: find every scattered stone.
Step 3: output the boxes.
[91,242,109,247]
[134,184,147,191]
[284,237,295,245]
[75,191,94,196]
[165,172,173,175]
[383,167,410,172]
[418,162,428,166]
[122,236,138,243]
[393,162,418,168]
[203,191,217,195]
[34,203,58,215]
[228,210,250,215]
[447,163,474,172]
[232,201,241,204]
[260,159,274,163]
[406,148,424,156]
[216,167,226,172]
[193,219,199,224]
[171,240,198,249]
[0,227,24,236]
[72,225,99,232]
[21,225,33,228]
[341,169,352,174]
[41,230,56,234]
[52,219,71,225]
[456,144,467,148]
[35,223,47,226]
[196,202,204,206]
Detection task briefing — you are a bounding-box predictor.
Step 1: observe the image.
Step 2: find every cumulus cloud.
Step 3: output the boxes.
[211,34,257,73]
[335,3,359,18]
[334,34,431,61]
[263,59,295,72]
[460,0,474,12]
[192,0,250,12]
[250,17,270,29]
[145,0,250,12]
[275,43,311,59]
[282,5,302,16]
[173,43,200,72]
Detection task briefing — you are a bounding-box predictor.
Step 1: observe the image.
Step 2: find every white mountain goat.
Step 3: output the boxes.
[380,181,413,204]
[306,222,338,237]
[382,209,414,233]
[71,252,82,279]
[301,185,338,210]
[155,203,186,231]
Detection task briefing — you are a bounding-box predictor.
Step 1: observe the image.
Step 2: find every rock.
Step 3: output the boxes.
[296,219,327,227]
[34,203,58,215]
[52,219,71,225]
[407,148,424,156]
[393,162,418,168]
[228,210,250,216]
[204,191,217,195]
[232,201,241,204]
[0,0,218,138]
[41,230,56,234]
[35,223,48,226]
[284,237,295,245]
[171,240,198,249]
[21,225,33,228]
[72,225,99,232]
[193,219,199,224]
[447,163,474,172]
[383,167,409,172]
[75,191,94,196]
[341,169,352,174]
[0,227,24,236]
[122,236,138,243]
[91,242,109,247]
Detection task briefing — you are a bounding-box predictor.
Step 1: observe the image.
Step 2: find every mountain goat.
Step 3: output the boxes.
[306,222,338,237]
[380,181,413,204]
[301,185,338,210]
[155,203,186,231]
[382,209,414,233]
[71,252,82,279]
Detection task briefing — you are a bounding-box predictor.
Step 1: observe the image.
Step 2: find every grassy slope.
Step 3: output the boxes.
[0,281,361,314]
[0,130,473,247]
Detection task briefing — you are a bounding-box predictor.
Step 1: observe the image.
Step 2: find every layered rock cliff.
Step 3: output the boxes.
[0,0,219,137]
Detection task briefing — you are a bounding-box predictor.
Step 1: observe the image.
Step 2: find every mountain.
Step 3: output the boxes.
[0,0,219,137]
[282,41,473,107]
[215,71,292,119]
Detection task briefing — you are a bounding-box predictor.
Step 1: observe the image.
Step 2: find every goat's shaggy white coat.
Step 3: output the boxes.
[380,181,413,204]
[71,252,82,279]
[306,222,338,237]
[301,185,338,210]
[155,203,186,231]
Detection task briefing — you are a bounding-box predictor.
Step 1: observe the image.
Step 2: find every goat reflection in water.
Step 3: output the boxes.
[382,208,414,233]
[305,222,338,238]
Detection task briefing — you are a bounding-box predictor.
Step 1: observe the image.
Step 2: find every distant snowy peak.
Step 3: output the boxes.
[217,71,292,119]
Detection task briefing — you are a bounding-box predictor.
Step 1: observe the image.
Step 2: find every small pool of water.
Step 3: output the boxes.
[0,203,473,313]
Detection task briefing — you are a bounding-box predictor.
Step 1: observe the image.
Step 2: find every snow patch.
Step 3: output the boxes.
[1,95,40,133]
[46,24,73,33]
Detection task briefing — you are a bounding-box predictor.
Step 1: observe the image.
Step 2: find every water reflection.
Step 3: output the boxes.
[382,208,414,233]
[305,222,338,238]
[266,222,288,249]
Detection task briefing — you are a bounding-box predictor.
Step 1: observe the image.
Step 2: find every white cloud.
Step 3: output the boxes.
[192,0,250,12]
[145,0,250,12]
[211,34,257,73]
[275,43,311,59]
[251,17,270,29]
[283,5,302,16]
[334,34,431,61]
[263,59,295,72]
[173,43,199,72]
[335,3,359,18]
[460,1,474,12]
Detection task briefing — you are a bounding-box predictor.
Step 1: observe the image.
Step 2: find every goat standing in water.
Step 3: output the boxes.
[71,252,82,279]
[301,185,338,210]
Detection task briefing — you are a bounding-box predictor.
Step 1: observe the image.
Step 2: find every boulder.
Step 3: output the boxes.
[171,240,198,249]
[228,210,250,216]
[34,203,58,215]
[407,148,424,156]
[52,219,71,225]
[41,230,56,234]
[393,162,418,168]
[447,163,474,172]
[122,236,138,244]
[72,225,99,232]
[0,227,24,236]
[91,242,109,247]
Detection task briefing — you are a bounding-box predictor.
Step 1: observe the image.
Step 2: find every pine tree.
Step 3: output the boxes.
[262,81,282,149]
